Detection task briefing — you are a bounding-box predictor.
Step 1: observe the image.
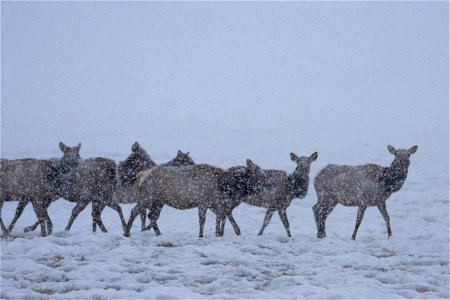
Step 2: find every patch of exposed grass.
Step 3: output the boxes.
[157,241,175,248]
[34,287,56,295]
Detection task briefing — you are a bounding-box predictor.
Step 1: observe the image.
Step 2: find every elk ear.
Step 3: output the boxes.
[186,151,190,156]
[177,150,183,156]
[290,153,298,161]
[246,159,254,169]
[132,142,140,152]
[76,143,81,151]
[387,145,397,155]
[408,145,418,154]
[59,142,67,152]
[309,152,318,162]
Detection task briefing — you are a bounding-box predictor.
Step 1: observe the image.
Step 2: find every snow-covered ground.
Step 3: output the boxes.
[1,145,448,299]
[1,1,448,299]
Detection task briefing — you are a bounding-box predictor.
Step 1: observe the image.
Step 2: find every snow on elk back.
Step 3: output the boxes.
[313,145,418,240]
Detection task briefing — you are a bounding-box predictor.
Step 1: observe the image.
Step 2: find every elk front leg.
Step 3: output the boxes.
[124,203,146,237]
[226,211,241,236]
[351,205,367,240]
[30,199,47,237]
[140,209,147,231]
[7,197,29,233]
[377,203,392,238]
[257,209,275,236]
[278,208,291,237]
[24,198,53,233]
[92,201,108,233]
[198,206,208,238]
[107,201,127,232]
[65,200,90,231]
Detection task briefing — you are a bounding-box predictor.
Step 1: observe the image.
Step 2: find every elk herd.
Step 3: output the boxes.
[0,142,418,240]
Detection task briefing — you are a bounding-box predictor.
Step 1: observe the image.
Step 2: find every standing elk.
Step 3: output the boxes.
[118,146,195,231]
[241,152,318,237]
[0,158,59,237]
[7,143,127,234]
[313,145,418,240]
[124,160,264,238]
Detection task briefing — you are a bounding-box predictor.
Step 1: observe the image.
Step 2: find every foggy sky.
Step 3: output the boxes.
[1,2,448,170]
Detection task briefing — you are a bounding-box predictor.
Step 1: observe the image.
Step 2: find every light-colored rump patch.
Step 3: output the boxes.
[136,167,159,185]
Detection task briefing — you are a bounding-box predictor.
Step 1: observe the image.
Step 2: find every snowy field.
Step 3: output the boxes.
[1,1,449,299]
[1,145,448,299]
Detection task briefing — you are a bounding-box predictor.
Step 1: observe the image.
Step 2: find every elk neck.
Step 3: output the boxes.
[381,158,409,193]
[287,168,309,199]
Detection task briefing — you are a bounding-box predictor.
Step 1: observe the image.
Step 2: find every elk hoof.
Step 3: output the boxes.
[123,232,130,237]
[317,231,326,238]
[24,226,34,233]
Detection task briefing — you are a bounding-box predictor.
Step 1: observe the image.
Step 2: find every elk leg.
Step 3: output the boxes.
[40,200,53,235]
[257,209,275,236]
[142,203,160,231]
[278,208,291,237]
[140,209,147,231]
[107,201,127,232]
[0,199,7,236]
[215,215,224,237]
[45,214,53,235]
[0,218,6,236]
[313,201,325,238]
[146,203,163,235]
[351,205,367,240]
[65,200,90,231]
[24,198,53,233]
[198,206,208,238]
[92,202,108,233]
[7,197,29,233]
[318,202,337,238]
[30,199,47,237]
[124,203,145,237]
[377,203,392,238]
[226,211,241,236]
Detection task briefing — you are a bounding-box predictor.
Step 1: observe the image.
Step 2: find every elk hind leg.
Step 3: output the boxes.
[351,205,367,240]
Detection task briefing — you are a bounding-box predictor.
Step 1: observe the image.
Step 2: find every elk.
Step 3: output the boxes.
[8,143,128,234]
[241,152,318,237]
[313,145,418,240]
[20,143,194,234]
[120,147,195,230]
[0,158,61,236]
[124,160,264,238]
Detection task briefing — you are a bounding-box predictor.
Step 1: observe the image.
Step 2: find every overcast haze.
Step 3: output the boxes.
[1,2,448,170]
